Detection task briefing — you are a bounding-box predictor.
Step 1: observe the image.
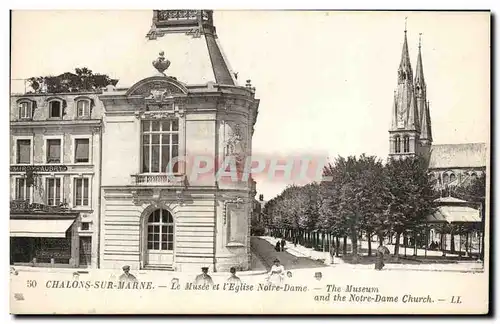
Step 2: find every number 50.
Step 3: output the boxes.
[26,280,37,288]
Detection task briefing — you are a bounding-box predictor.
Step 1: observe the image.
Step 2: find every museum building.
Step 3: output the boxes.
[98,10,260,272]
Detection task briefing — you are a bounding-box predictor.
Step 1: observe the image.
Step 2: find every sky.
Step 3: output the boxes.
[10,10,490,200]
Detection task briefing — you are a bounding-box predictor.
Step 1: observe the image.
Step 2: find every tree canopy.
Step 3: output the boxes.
[27,67,118,94]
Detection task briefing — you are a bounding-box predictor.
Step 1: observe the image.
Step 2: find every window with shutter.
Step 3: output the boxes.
[75,139,90,163]
[18,102,32,119]
[76,100,90,118]
[16,139,31,164]
[46,139,61,163]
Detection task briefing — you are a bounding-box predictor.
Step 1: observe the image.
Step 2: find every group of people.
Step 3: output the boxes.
[275,238,286,252]
[428,241,441,250]
[194,266,242,285]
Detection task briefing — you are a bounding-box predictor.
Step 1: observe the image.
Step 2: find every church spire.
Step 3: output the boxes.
[420,100,433,144]
[414,33,426,98]
[398,20,413,85]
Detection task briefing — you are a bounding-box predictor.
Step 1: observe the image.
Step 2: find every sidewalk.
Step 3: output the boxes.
[11,265,268,278]
[259,236,484,273]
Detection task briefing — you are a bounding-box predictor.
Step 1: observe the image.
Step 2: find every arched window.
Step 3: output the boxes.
[470,172,478,181]
[394,135,401,153]
[18,100,34,120]
[76,99,91,118]
[48,99,63,118]
[403,136,410,153]
[147,209,174,251]
[443,173,449,185]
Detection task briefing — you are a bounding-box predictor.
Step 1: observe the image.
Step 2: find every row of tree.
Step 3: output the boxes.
[261,155,486,261]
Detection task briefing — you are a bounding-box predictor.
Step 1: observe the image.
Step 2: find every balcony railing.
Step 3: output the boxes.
[131,174,186,186]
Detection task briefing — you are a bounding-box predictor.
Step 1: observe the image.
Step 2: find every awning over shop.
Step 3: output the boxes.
[10,219,75,238]
[427,205,481,223]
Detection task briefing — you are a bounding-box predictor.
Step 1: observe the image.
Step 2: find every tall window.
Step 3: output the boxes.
[49,101,62,118]
[46,178,61,206]
[403,136,410,153]
[147,209,174,250]
[18,102,32,119]
[75,138,90,163]
[74,178,89,207]
[76,100,90,118]
[15,178,31,201]
[142,120,179,173]
[46,139,62,163]
[394,136,401,153]
[16,139,31,164]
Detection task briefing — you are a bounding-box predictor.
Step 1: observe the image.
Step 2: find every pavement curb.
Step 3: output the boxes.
[11,266,269,277]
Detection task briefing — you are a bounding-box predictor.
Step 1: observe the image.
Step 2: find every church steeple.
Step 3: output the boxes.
[414,34,433,153]
[414,34,426,98]
[389,22,421,159]
[398,26,413,85]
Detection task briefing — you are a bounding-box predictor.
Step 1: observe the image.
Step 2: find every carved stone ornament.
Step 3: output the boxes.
[223,197,245,224]
[131,188,185,207]
[152,51,171,75]
[186,27,202,39]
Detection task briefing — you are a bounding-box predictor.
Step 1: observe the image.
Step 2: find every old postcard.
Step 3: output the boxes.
[9,10,490,315]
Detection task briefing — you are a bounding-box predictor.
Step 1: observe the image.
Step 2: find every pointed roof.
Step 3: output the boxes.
[420,101,432,141]
[414,34,426,89]
[144,10,237,86]
[398,30,413,82]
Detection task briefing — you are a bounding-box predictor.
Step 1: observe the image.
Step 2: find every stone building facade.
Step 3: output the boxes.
[98,10,260,272]
[9,91,103,268]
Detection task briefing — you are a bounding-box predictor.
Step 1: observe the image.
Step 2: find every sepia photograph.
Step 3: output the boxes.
[8,8,491,315]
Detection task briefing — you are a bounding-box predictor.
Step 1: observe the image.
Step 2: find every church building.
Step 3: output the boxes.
[389,28,487,188]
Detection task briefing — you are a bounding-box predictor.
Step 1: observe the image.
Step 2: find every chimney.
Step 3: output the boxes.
[259,194,264,201]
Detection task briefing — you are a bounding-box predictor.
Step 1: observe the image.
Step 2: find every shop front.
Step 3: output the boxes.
[10,200,80,268]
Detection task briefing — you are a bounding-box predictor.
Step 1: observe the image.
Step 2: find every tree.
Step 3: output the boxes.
[28,67,118,94]
[385,156,437,258]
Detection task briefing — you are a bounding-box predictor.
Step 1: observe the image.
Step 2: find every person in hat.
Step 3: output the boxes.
[226,267,242,284]
[267,258,285,285]
[119,265,138,282]
[375,245,389,270]
[195,267,214,285]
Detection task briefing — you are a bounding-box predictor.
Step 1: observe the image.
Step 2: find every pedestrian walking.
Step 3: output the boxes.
[280,238,286,252]
[375,245,389,270]
[267,258,285,285]
[329,241,336,264]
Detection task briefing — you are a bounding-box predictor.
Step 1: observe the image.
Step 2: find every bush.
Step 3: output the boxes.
[251,225,265,236]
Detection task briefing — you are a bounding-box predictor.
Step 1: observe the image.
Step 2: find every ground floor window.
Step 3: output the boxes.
[10,237,72,265]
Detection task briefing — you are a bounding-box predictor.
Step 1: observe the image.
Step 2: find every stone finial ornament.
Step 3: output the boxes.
[152,51,171,75]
